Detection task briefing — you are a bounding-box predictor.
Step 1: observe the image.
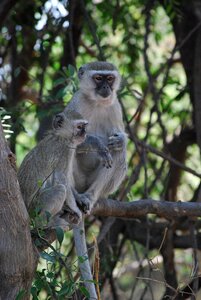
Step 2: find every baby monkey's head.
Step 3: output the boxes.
[53,110,88,145]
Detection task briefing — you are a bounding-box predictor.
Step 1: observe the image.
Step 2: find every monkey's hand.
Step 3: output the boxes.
[98,146,113,169]
[77,135,113,168]
[75,192,92,214]
[108,133,126,152]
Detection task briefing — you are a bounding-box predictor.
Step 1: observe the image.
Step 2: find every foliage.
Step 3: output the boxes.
[0,108,13,138]
[31,229,92,299]
[1,0,201,299]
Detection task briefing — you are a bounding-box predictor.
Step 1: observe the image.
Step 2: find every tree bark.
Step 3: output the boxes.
[161,0,201,150]
[92,198,201,219]
[0,121,37,300]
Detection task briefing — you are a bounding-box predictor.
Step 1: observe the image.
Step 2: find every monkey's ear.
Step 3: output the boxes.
[53,113,64,129]
[78,67,85,80]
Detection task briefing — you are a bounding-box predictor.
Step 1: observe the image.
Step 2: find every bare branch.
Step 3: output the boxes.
[92,198,201,219]
[134,137,201,179]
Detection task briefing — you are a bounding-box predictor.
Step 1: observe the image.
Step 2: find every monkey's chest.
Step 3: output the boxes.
[86,109,114,136]
[76,152,100,173]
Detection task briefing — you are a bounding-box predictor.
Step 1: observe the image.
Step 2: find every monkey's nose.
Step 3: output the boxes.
[76,122,88,136]
[81,128,86,135]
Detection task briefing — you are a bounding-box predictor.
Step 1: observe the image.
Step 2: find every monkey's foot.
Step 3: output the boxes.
[62,203,82,225]
[108,133,125,151]
[67,210,82,225]
[48,216,70,231]
[75,193,92,214]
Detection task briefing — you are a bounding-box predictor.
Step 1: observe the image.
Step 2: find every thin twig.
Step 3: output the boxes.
[134,137,201,179]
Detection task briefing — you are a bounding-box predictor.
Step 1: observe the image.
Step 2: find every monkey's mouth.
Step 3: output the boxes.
[75,124,87,139]
[77,128,86,137]
[99,97,114,106]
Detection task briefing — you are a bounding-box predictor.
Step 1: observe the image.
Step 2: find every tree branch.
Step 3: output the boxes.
[35,198,201,252]
[92,198,201,219]
[135,137,201,179]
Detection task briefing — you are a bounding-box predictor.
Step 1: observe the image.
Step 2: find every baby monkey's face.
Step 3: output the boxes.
[73,120,88,145]
[53,111,88,145]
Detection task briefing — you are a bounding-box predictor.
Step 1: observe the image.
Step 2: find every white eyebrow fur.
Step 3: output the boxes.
[88,70,119,76]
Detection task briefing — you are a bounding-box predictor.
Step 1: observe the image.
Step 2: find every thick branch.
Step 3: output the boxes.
[92,198,201,219]
[36,198,201,251]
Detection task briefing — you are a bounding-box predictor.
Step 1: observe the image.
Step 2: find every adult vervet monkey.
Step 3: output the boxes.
[65,61,127,299]
[18,110,89,228]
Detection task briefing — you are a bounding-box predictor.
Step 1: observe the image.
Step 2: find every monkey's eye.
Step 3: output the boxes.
[107,75,114,82]
[93,75,103,81]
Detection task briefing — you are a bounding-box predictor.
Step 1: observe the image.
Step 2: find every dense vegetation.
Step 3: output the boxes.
[1,0,201,299]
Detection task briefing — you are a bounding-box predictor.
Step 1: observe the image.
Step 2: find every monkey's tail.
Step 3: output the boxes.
[73,220,98,300]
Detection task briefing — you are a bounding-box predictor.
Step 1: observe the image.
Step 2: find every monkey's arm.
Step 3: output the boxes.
[84,134,127,208]
[77,135,113,168]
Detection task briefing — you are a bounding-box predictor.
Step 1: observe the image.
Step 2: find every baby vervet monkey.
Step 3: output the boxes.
[18,110,89,229]
[63,61,127,299]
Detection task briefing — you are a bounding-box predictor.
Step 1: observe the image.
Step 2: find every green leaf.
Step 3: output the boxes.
[55,87,67,100]
[40,251,56,263]
[34,278,44,290]
[174,89,187,101]
[34,238,42,248]
[58,282,74,296]
[85,279,97,284]
[78,255,88,263]
[37,179,43,188]
[79,285,90,298]
[55,227,64,246]
[30,287,39,300]
[53,77,66,87]
[68,64,76,77]
[46,271,54,279]
[16,290,26,300]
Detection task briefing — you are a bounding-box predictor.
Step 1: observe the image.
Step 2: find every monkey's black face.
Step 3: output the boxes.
[92,74,115,98]
[74,121,88,144]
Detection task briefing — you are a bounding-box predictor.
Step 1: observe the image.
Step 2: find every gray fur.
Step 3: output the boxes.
[78,61,117,79]
[18,111,88,229]
[64,62,127,299]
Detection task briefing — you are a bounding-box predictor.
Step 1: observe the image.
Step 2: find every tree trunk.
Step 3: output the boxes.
[0,121,37,300]
[0,0,17,27]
